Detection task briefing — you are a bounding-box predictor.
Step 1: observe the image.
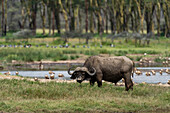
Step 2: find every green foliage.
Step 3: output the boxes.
[51,39,65,45]
[113,50,128,56]
[136,56,143,61]
[154,57,165,63]
[59,55,69,60]
[70,55,78,60]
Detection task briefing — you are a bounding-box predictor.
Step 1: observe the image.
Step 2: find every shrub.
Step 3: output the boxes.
[70,55,76,60]
[154,57,165,63]
[136,56,143,61]
[114,50,128,56]
[6,54,20,62]
[60,55,69,60]
[13,29,34,39]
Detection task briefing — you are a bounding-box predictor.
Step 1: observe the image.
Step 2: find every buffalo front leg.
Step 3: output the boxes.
[90,80,95,86]
[124,72,133,91]
[96,73,103,87]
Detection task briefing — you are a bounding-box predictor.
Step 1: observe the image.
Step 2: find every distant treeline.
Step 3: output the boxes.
[0,0,169,37]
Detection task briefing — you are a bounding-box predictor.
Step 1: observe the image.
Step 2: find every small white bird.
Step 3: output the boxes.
[166,69,169,74]
[151,70,156,75]
[159,71,163,75]
[50,73,55,79]
[34,77,38,81]
[49,71,55,74]
[145,72,151,76]
[168,80,170,85]
[16,71,19,75]
[58,73,64,77]
[45,75,49,79]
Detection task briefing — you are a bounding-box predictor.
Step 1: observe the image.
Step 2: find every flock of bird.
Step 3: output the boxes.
[0,44,111,49]
[3,69,169,84]
[3,71,64,81]
[34,71,64,81]
[139,56,169,67]
[134,68,169,76]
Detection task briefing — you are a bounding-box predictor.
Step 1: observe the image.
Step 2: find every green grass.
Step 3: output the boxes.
[0,79,169,112]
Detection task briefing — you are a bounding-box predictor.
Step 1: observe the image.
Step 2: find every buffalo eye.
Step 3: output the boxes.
[82,72,85,75]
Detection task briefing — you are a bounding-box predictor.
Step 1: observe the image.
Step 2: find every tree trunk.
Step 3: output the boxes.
[52,8,55,36]
[90,0,94,33]
[95,0,102,34]
[119,0,124,32]
[55,0,60,34]
[42,1,46,35]
[20,0,27,30]
[59,0,69,32]
[74,6,79,31]
[4,0,7,36]
[47,7,51,35]
[162,0,170,37]
[1,0,4,36]
[32,2,37,35]
[131,13,135,32]
[85,0,88,33]
[156,3,161,37]
[69,0,75,31]
[105,0,109,34]
[40,1,46,35]
[78,9,82,32]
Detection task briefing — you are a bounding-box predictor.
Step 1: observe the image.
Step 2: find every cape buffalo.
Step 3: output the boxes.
[68,56,134,91]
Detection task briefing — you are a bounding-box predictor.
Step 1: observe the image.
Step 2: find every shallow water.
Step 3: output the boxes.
[1,67,170,84]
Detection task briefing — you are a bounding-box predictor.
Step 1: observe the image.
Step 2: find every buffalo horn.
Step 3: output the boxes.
[68,67,74,75]
[86,67,96,76]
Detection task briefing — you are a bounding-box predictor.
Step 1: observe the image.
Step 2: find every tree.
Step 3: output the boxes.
[4,0,7,36]
[40,0,46,35]
[55,0,61,34]
[59,0,69,32]
[85,0,88,33]
[1,0,4,36]
[145,1,155,34]
[162,0,170,37]
[156,0,161,36]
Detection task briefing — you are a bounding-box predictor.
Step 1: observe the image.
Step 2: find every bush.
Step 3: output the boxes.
[154,57,165,63]
[13,30,35,39]
[136,56,143,61]
[6,54,20,62]
[60,55,69,60]
[70,55,76,60]
[52,39,64,45]
[114,50,128,56]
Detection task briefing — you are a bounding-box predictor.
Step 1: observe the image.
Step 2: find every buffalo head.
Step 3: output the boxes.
[68,67,96,83]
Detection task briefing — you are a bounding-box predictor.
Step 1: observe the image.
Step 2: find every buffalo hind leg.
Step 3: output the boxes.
[124,72,133,91]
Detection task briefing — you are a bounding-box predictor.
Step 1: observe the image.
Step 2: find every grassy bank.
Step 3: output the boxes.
[0,33,169,63]
[0,46,169,62]
[0,79,170,112]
